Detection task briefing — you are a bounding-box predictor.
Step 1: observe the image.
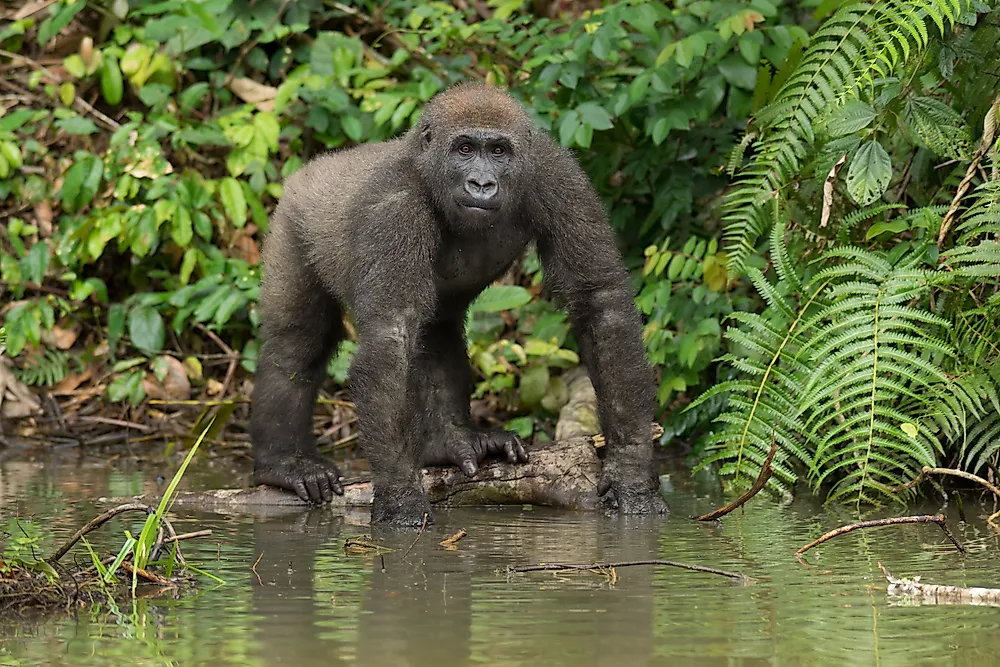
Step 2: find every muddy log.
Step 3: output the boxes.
[107,426,663,512]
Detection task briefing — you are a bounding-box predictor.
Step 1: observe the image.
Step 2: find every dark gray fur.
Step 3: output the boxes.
[249,82,667,526]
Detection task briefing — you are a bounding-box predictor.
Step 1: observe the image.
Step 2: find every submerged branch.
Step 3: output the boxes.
[695,436,776,521]
[506,560,749,583]
[795,514,965,557]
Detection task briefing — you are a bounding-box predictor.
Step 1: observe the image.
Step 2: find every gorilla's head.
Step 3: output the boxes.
[413,82,536,227]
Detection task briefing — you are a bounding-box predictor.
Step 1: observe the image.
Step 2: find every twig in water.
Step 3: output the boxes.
[439,529,467,547]
[795,514,965,557]
[401,513,429,561]
[507,560,748,583]
[120,560,174,586]
[48,503,151,563]
[163,529,213,543]
[916,467,1000,528]
[251,552,264,586]
[695,435,776,521]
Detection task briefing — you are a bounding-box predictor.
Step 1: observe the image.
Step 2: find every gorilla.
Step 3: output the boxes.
[249,82,666,526]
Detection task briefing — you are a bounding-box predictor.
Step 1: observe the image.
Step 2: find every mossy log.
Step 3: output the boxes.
[110,426,662,512]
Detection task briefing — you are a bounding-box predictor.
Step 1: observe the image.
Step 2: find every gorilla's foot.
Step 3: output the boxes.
[425,427,529,476]
[253,451,344,504]
[371,485,434,527]
[597,465,669,516]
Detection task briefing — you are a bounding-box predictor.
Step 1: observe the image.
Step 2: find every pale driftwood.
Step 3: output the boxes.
[879,563,1000,608]
[103,426,664,512]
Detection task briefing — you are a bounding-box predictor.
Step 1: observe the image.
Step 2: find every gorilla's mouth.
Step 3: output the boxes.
[456,197,500,212]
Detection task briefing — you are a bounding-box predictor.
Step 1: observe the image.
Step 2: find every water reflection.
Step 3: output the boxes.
[1,459,999,667]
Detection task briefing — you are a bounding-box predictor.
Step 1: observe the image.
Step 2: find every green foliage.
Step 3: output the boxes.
[696,3,1000,506]
[3,0,811,427]
[13,348,70,387]
[721,0,971,276]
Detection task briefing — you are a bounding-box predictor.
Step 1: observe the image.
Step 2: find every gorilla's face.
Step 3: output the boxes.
[437,130,516,222]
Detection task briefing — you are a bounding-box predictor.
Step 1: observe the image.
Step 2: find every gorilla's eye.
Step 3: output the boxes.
[492,146,506,156]
[458,143,474,155]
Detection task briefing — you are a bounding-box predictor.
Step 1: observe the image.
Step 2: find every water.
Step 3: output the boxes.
[1,454,999,666]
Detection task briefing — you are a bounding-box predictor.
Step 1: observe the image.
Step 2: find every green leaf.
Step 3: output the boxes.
[341,115,363,141]
[21,242,50,285]
[107,303,127,353]
[576,102,613,131]
[128,306,165,352]
[845,140,892,206]
[101,54,124,105]
[827,101,877,137]
[55,116,99,135]
[519,365,549,407]
[559,111,580,147]
[717,54,757,90]
[219,177,248,227]
[470,285,532,313]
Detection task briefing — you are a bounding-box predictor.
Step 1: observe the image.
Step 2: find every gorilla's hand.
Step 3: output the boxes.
[371,485,434,527]
[597,457,669,515]
[426,427,529,476]
[254,452,344,504]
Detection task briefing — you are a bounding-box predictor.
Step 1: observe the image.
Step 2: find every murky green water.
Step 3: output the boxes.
[1,454,999,666]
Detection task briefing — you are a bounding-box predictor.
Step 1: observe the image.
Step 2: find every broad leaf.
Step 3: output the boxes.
[846,140,891,206]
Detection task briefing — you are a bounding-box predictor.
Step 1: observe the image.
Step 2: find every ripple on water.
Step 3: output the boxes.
[0,462,998,667]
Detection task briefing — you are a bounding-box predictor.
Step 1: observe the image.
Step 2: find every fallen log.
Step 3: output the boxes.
[103,425,664,512]
[879,563,1000,608]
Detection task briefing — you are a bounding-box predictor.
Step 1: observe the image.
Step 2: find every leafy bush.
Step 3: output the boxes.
[695,0,1000,505]
[1,0,807,428]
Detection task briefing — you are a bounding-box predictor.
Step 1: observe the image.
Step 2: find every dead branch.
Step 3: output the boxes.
[400,513,429,561]
[795,514,965,557]
[937,94,1000,248]
[120,560,174,586]
[507,560,749,583]
[439,529,467,547]
[879,562,1000,607]
[695,436,776,521]
[251,552,264,586]
[47,503,151,563]
[163,529,213,543]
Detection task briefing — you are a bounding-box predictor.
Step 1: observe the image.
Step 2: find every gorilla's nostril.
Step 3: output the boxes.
[465,177,498,199]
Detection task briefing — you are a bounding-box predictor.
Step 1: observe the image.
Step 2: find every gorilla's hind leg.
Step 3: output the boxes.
[415,319,529,475]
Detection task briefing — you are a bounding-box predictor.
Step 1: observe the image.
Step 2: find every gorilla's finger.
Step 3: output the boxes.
[514,438,529,462]
[597,477,612,497]
[329,472,344,496]
[318,475,333,503]
[461,459,478,476]
[305,478,322,503]
[504,440,518,463]
[293,480,310,503]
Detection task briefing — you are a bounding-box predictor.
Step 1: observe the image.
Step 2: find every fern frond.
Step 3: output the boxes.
[722,0,970,276]
[800,250,955,507]
[14,349,70,387]
[691,223,825,496]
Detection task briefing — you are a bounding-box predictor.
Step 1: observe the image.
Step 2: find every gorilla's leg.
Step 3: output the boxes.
[416,319,528,475]
[250,222,344,503]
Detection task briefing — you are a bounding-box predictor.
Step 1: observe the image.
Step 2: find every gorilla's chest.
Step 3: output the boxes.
[434,228,529,296]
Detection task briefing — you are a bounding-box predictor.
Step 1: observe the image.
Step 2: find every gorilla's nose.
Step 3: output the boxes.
[464,174,498,200]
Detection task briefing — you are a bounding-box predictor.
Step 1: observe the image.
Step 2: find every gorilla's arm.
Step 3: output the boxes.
[531,143,666,514]
[346,205,439,525]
